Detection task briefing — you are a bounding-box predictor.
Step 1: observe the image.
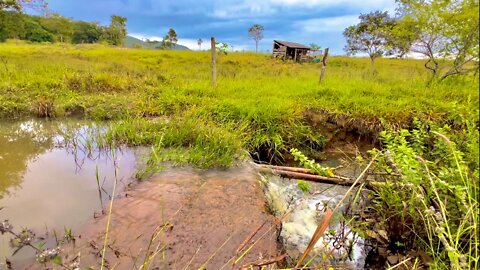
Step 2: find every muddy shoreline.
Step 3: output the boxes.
[25,163,281,269]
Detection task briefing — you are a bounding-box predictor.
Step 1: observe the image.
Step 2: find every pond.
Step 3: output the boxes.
[0,119,141,265]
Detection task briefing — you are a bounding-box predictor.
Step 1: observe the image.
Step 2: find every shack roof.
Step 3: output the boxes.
[274,40,311,49]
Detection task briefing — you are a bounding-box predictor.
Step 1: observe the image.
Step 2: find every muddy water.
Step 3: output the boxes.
[0,120,140,266]
[39,163,280,270]
[1,119,366,269]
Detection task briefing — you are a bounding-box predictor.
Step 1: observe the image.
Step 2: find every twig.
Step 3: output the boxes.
[259,167,356,186]
[240,253,288,269]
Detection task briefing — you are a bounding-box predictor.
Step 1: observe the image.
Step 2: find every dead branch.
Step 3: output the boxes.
[240,253,288,269]
[295,208,333,267]
[259,167,356,186]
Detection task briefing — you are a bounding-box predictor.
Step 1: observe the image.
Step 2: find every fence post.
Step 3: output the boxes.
[211,37,217,87]
[319,48,329,83]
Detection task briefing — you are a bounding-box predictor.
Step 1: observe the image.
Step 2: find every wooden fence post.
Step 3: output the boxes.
[319,48,329,83]
[211,37,217,87]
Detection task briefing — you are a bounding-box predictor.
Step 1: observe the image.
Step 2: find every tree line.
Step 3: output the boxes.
[343,0,479,80]
[0,5,127,45]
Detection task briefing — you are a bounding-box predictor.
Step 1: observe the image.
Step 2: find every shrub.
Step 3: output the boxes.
[365,118,479,269]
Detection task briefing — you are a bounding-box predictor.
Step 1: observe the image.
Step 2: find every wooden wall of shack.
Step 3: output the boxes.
[272,41,311,62]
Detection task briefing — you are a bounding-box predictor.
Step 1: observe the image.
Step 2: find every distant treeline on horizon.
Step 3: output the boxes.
[0,10,127,45]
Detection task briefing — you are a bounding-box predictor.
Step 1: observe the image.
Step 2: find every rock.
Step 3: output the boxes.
[387,255,399,265]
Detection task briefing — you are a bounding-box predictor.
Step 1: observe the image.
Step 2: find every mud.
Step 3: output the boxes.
[29,163,280,269]
[303,110,377,153]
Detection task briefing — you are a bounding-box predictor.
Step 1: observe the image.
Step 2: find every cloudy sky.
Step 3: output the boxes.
[45,0,397,54]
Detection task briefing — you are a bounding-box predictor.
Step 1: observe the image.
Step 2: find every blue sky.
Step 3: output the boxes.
[45,0,397,54]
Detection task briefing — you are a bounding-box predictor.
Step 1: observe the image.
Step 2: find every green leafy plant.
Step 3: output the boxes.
[364,118,479,269]
[290,148,335,177]
[297,180,311,194]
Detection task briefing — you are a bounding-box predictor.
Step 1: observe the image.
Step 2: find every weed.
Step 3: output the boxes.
[31,96,54,117]
[357,118,479,269]
[297,180,311,194]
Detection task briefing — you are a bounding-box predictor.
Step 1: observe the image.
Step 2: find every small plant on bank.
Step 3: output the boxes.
[0,220,78,268]
[360,118,479,269]
[290,148,335,177]
[297,180,311,194]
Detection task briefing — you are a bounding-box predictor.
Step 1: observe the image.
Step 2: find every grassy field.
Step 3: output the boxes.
[0,41,478,166]
[0,42,478,268]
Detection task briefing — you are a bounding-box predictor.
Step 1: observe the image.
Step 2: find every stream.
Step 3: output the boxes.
[1,119,368,269]
[0,119,141,266]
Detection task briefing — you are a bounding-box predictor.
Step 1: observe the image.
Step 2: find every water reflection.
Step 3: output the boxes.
[0,119,140,265]
[0,120,56,198]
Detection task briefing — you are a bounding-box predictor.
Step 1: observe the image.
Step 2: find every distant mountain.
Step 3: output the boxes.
[125,35,190,50]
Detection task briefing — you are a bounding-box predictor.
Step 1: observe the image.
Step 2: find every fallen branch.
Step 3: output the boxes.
[295,208,333,268]
[261,164,313,174]
[259,164,351,181]
[259,167,356,186]
[240,253,288,269]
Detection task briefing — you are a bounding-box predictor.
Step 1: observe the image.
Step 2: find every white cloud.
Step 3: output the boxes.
[210,1,277,19]
[130,33,165,42]
[293,15,360,34]
[210,0,397,19]
[130,34,250,51]
[177,38,200,50]
[272,0,394,8]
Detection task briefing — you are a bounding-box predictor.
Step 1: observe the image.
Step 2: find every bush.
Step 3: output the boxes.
[365,118,479,269]
[25,20,53,43]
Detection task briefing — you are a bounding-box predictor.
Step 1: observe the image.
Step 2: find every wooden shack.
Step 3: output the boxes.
[272,40,311,62]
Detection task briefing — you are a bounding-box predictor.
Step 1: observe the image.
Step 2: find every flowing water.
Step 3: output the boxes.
[0,119,368,269]
[0,119,141,265]
[260,154,369,268]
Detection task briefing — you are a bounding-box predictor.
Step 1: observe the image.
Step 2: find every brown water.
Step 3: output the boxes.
[1,119,364,269]
[31,163,280,270]
[0,119,139,265]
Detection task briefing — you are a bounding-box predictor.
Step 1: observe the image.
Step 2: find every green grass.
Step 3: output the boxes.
[0,41,478,268]
[0,41,478,165]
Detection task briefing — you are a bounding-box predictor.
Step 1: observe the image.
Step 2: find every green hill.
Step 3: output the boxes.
[125,35,190,50]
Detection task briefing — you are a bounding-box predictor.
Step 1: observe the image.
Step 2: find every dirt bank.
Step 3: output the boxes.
[303,110,377,154]
[29,163,280,269]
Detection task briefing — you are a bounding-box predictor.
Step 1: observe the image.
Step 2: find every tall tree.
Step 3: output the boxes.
[248,24,264,53]
[106,15,127,46]
[161,28,177,49]
[38,13,73,42]
[197,38,203,50]
[343,11,395,67]
[0,10,26,41]
[24,17,53,42]
[72,21,102,44]
[393,0,479,80]
[1,0,47,42]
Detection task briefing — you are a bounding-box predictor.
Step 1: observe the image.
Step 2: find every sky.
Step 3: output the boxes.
[44,0,397,54]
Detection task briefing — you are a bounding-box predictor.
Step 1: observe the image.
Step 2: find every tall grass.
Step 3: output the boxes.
[362,117,479,269]
[1,42,477,269]
[0,42,477,123]
[0,42,477,164]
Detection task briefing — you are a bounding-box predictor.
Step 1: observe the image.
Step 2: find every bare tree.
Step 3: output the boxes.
[394,0,479,81]
[248,24,264,53]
